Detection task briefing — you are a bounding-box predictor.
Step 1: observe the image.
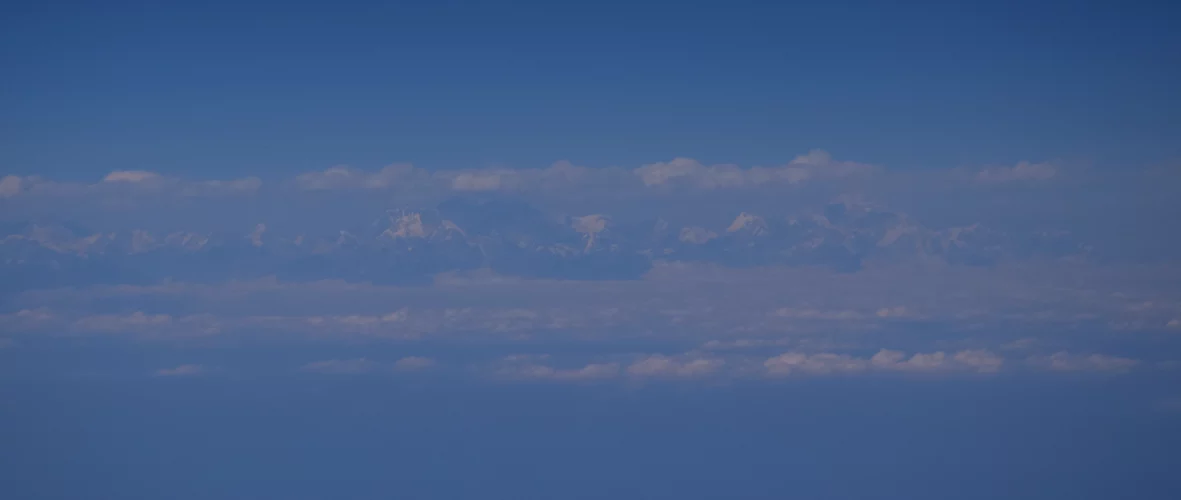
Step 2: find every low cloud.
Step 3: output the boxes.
[1029,352,1141,373]
[635,150,878,189]
[764,348,1006,376]
[0,171,260,200]
[626,354,724,378]
[494,355,621,381]
[104,170,163,183]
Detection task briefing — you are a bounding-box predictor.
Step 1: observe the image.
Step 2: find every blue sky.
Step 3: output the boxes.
[2,1,1179,179]
[3,2,1181,499]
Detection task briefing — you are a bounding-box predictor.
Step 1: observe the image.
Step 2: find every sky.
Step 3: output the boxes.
[2,1,1181,499]
[3,1,1180,178]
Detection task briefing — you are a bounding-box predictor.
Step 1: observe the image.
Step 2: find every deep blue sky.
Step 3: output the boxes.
[3,0,1179,179]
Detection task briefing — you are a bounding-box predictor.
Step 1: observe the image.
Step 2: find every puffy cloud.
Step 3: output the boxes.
[1,175,27,198]
[678,226,717,244]
[155,364,205,376]
[104,170,163,183]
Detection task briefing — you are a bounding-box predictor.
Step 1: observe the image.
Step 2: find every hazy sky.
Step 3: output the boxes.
[2,2,1180,499]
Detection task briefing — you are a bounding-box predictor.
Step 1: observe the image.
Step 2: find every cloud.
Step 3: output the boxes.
[283,149,880,195]
[0,171,260,200]
[953,349,1005,373]
[450,170,512,191]
[74,312,173,333]
[155,364,205,377]
[1,175,27,198]
[764,352,868,375]
[2,151,1177,381]
[104,170,163,183]
[66,312,222,336]
[294,164,423,190]
[626,354,724,378]
[975,161,1057,183]
[300,358,380,374]
[764,348,1007,376]
[1030,352,1141,372]
[634,150,878,189]
[494,355,622,381]
[393,356,437,371]
[181,177,262,196]
[872,349,948,371]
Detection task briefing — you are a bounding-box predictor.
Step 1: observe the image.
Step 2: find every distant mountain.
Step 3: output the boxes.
[0,200,1089,291]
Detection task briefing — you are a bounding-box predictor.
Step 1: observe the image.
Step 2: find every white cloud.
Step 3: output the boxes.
[155,364,205,376]
[104,170,163,183]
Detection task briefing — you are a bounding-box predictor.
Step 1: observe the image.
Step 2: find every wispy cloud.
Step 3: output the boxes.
[155,364,206,377]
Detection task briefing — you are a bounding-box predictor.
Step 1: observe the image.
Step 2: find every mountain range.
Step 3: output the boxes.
[1,198,1090,292]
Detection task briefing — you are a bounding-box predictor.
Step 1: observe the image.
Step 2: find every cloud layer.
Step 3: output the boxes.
[2,151,1178,383]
